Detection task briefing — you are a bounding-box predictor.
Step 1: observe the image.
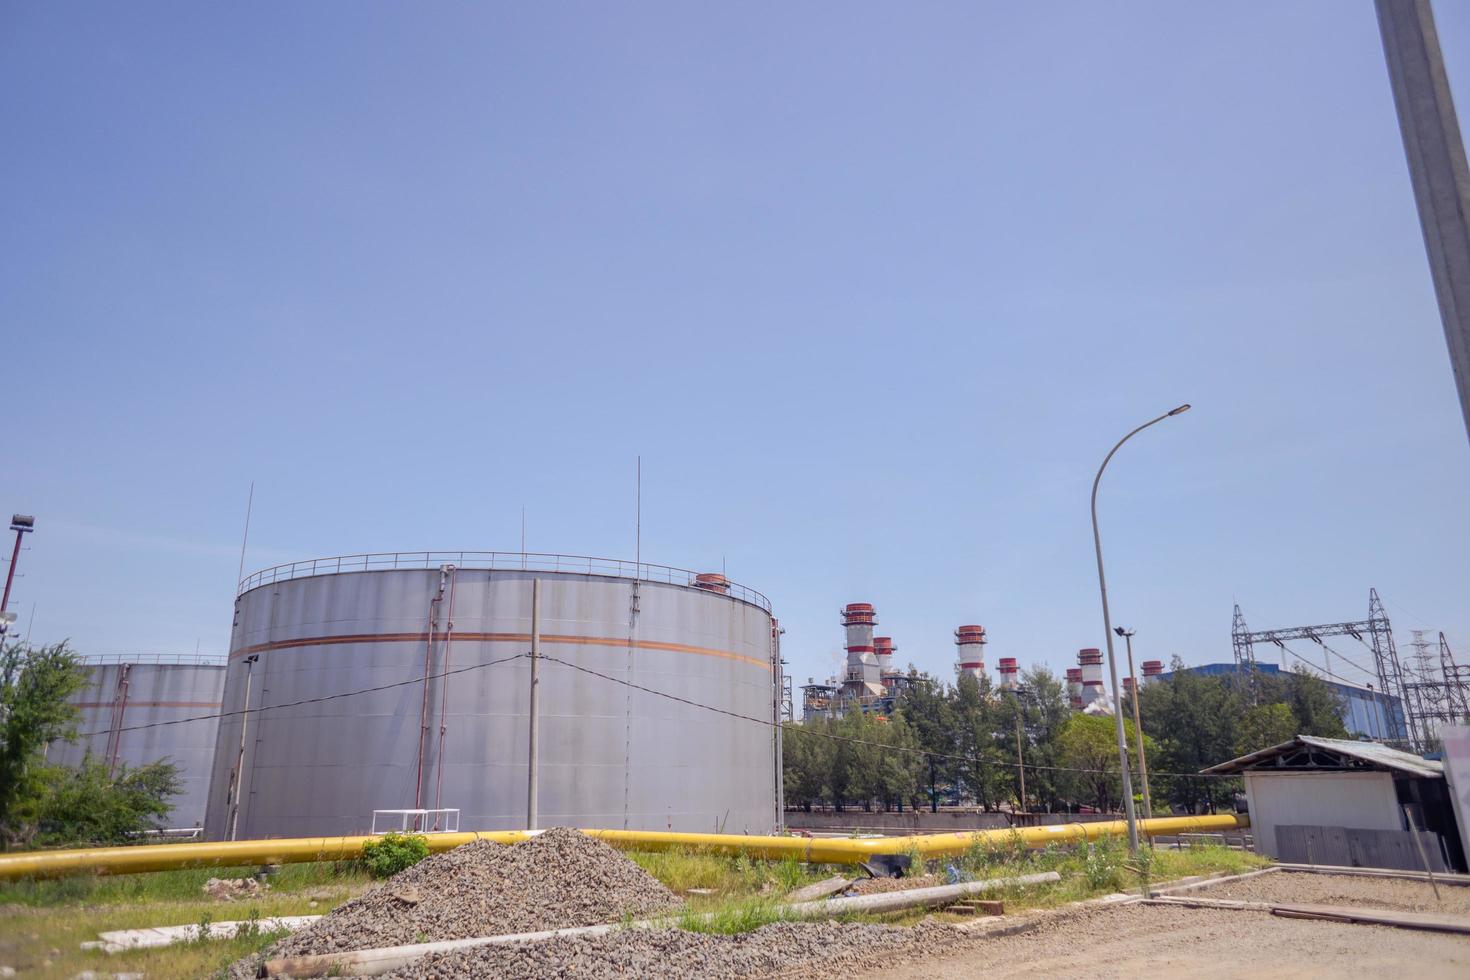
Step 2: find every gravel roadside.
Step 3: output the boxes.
[1188,870,1470,914]
[853,902,1470,979]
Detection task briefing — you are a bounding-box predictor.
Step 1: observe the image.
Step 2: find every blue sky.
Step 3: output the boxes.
[3,2,1468,692]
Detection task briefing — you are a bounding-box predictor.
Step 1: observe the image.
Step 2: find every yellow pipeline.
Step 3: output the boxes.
[0,814,1246,881]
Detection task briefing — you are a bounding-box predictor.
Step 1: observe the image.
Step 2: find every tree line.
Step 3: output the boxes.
[782,656,1349,815]
[0,641,181,850]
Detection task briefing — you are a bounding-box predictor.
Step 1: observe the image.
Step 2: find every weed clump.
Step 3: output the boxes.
[360,832,430,879]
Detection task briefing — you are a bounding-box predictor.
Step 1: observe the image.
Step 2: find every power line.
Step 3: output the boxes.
[72,647,1239,785]
[75,652,530,739]
[536,654,1239,782]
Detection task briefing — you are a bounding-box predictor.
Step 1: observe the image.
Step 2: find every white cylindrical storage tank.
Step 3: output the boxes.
[50,657,226,829]
[205,553,778,839]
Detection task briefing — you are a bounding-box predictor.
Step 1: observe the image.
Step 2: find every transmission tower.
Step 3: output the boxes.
[1404,631,1470,740]
[1231,589,1417,749]
[1442,634,1470,720]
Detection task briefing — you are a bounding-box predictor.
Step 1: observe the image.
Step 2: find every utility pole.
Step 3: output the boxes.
[228,653,259,841]
[1013,693,1027,814]
[1115,627,1154,820]
[1376,0,1470,446]
[1091,404,1190,852]
[527,578,541,830]
[1,515,35,616]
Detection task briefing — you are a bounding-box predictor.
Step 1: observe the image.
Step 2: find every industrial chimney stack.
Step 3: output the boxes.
[1065,668,1083,709]
[841,603,881,693]
[954,625,987,681]
[874,636,895,674]
[997,657,1019,692]
[1078,648,1105,707]
[1142,660,1163,687]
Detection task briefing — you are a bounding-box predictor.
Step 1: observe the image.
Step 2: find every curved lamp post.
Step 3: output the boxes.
[1091,404,1190,852]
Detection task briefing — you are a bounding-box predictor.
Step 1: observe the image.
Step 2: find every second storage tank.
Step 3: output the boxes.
[49,656,226,829]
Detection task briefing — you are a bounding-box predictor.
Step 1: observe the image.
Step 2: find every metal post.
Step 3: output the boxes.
[1091,404,1190,852]
[1119,629,1154,820]
[527,578,541,830]
[1,517,35,616]
[228,654,259,842]
[1376,0,1470,446]
[1014,697,1027,814]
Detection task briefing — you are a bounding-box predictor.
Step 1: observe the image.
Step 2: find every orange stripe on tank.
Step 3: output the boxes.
[228,631,770,670]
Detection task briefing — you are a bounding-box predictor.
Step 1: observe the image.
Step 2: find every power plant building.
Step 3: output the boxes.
[50,656,226,829]
[204,553,780,840]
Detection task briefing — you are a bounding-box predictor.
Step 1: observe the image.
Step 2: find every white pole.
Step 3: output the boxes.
[228,654,258,842]
[527,579,540,830]
[1091,404,1190,853]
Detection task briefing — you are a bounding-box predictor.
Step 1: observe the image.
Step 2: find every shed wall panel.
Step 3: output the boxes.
[1244,771,1402,858]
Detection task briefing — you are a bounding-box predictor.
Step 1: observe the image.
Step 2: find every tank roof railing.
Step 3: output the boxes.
[77,652,228,667]
[238,551,772,612]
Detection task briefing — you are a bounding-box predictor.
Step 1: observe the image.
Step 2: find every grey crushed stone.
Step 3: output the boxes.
[237,828,680,975]
[1190,869,1470,915]
[382,920,975,980]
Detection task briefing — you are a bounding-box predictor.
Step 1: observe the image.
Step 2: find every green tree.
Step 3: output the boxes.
[1,642,86,848]
[1013,667,1071,811]
[895,672,956,811]
[952,673,1009,810]
[1234,703,1296,756]
[781,720,831,811]
[1136,659,1244,814]
[1,641,183,849]
[28,756,181,846]
[1055,713,1152,812]
[1283,668,1349,738]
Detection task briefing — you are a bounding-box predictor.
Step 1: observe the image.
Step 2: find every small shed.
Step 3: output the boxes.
[1203,735,1465,872]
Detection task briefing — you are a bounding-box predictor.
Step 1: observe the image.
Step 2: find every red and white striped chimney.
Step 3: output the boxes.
[1065,668,1084,709]
[997,657,1019,691]
[874,636,895,674]
[1078,648,1105,706]
[841,603,880,689]
[1122,676,1136,699]
[954,625,987,681]
[1142,660,1163,687]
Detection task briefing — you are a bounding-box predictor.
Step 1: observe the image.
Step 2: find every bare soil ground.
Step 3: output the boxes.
[856,903,1470,980]
[1188,870,1470,914]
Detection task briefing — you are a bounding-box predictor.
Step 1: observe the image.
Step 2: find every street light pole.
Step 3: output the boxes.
[1,516,35,617]
[1091,404,1189,852]
[1115,626,1153,820]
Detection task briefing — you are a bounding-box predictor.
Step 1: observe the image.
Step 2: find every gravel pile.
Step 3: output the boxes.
[847,873,942,896]
[383,920,972,980]
[267,829,681,959]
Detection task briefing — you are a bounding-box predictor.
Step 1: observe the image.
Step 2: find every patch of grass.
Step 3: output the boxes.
[628,848,824,904]
[0,861,372,979]
[0,860,367,908]
[676,897,793,934]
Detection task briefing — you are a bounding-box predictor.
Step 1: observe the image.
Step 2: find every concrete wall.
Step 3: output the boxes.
[1244,771,1403,858]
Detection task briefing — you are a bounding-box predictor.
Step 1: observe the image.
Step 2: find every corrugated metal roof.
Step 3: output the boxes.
[1202,735,1444,778]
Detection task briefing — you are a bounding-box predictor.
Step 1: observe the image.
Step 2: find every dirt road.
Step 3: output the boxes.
[857,903,1470,979]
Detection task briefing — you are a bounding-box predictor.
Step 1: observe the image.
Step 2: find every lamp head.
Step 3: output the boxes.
[1167,404,1191,416]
